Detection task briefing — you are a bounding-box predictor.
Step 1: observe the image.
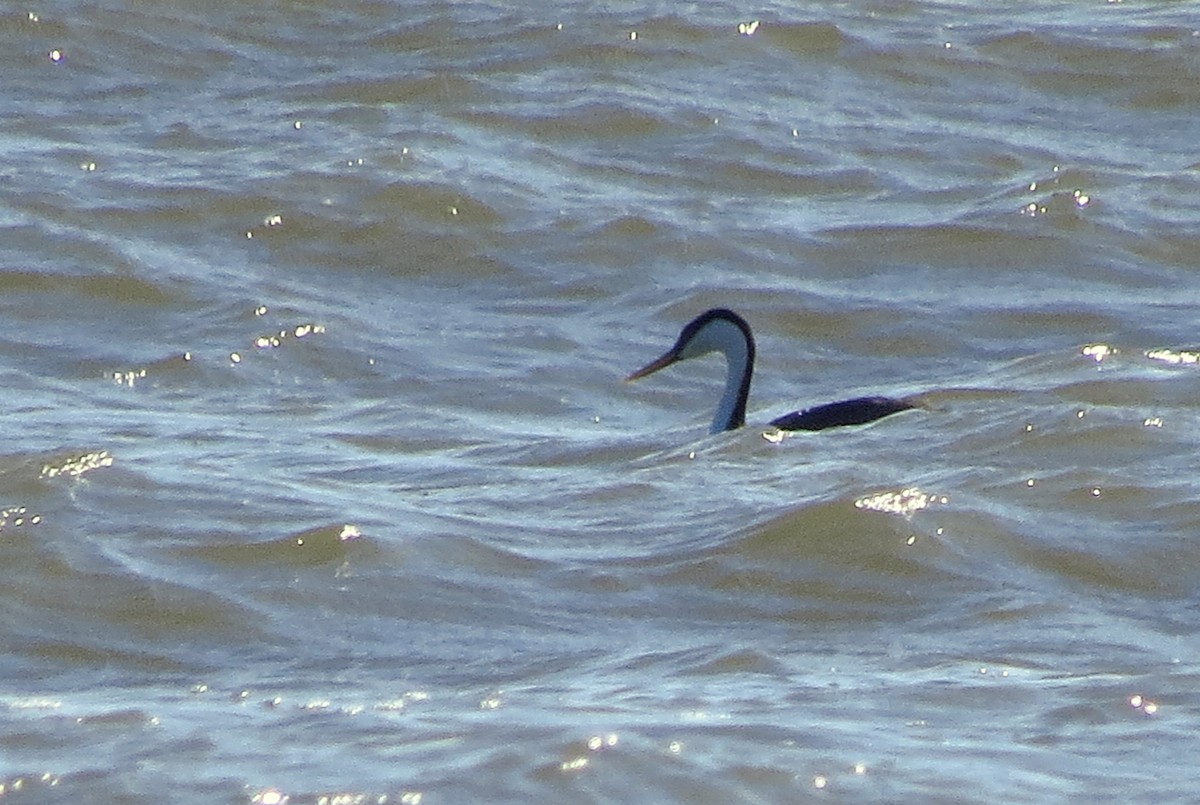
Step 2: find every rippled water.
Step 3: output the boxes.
[3,2,1200,802]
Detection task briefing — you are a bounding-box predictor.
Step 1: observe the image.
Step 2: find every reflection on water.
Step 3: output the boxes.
[2,1,1200,802]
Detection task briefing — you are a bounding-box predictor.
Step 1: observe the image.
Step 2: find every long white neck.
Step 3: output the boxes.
[678,316,754,433]
[711,353,748,433]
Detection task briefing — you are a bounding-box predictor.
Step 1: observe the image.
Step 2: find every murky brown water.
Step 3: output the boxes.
[2,3,1199,801]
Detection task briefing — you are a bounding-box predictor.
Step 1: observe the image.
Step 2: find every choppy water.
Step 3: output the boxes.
[3,1,1200,802]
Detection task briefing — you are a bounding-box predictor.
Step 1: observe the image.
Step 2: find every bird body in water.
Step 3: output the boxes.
[626,308,915,434]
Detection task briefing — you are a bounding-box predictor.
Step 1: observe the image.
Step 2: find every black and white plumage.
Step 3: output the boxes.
[626,308,915,434]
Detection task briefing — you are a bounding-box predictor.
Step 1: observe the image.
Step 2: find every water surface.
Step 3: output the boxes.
[2,2,1200,802]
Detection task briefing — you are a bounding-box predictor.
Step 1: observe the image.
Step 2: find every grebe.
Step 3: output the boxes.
[626,308,915,434]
